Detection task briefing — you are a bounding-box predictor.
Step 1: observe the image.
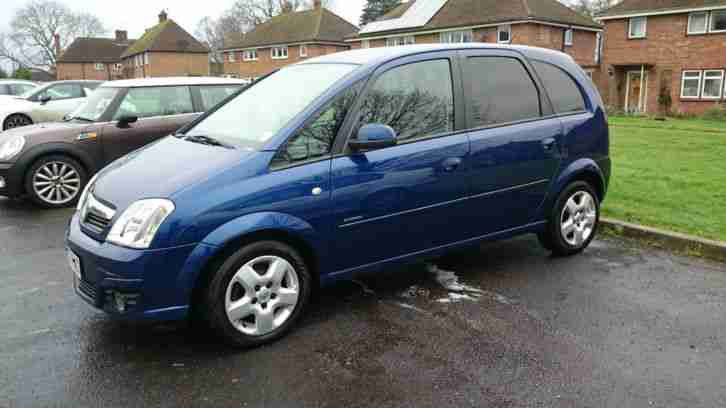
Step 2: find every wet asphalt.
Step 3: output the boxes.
[1,197,726,408]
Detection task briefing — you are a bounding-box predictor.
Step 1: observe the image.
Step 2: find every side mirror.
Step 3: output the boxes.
[116,115,138,128]
[349,124,397,152]
[39,95,51,104]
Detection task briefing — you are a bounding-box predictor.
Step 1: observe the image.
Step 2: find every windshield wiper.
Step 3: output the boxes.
[68,116,94,123]
[180,134,235,149]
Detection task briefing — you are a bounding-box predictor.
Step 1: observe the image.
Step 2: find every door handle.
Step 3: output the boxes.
[542,138,557,152]
[442,157,462,172]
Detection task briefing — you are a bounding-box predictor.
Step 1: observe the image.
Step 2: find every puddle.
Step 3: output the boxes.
[427,263,517,305]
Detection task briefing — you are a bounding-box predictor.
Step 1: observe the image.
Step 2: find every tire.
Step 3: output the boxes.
[205,241,312,348]
[3,114,33,130]
[24,155,88,209]
[538,181,600,257]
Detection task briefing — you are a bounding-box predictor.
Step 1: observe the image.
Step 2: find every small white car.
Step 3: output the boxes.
[0,80,102,131]
[0,80,38,96]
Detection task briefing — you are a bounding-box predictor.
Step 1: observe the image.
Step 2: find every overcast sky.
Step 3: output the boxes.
[0,0,366,39]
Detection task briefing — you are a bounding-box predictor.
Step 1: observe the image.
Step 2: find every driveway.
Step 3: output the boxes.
[1,197,725,407]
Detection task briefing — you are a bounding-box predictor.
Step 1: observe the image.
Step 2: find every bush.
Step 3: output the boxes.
[702,104,726,121]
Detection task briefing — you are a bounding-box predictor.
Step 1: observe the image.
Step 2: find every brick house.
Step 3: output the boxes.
[348,0,603,75]
[222,1,358,81]
[598,0,726,114]
[120,11,210,78]
[56,30,134,80]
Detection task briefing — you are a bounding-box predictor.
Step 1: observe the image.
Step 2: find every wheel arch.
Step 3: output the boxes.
[2,112,33,130]
[13,143,97,195]
[540,158,606,220]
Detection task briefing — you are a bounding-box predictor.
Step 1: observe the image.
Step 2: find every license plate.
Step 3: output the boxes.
[67,248,82,280]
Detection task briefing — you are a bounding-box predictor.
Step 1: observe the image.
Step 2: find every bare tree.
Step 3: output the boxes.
[0,0,105,68]
[227,0,332,27]
[561,0,618,17]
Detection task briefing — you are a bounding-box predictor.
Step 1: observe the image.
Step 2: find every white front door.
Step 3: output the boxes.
[625,71,649,113]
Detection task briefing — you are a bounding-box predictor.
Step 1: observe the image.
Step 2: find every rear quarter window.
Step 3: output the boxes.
[532,61,587,114]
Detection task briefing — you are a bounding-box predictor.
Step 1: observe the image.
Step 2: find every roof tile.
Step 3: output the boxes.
[600,0,726,17]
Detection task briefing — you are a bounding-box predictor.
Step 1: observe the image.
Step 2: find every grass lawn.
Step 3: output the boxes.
[603,116,726,242]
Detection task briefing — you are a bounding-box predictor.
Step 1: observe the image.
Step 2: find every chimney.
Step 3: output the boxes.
[115,30,128,42]
[53,33,61,58]
[313,0,321,9]
[158,10,168,23]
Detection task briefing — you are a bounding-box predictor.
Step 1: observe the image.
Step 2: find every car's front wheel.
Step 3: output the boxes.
[205,241,312,348]
[24,155,88,209]
[538,181,600,256]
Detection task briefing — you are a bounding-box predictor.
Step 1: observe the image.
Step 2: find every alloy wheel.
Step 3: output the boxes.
[32,161,82,205]
[225,255,300,336]
[560,190,597,247]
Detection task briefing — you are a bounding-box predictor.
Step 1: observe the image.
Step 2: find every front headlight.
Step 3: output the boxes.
[0,135,25,161]
[77,173,99,212]
[107,199,175,249]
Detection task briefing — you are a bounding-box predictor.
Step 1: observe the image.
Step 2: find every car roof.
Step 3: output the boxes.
[101,77,250,88]
[0,79,37,84]
[298,43,575,68]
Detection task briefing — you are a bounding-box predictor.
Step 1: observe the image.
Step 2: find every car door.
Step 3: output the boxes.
[34,83,86,121]
[99,85,199,164]
[457,50,563,237]
[328,54,470,273]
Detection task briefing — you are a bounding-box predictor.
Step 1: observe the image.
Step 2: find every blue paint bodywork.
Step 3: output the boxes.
[66,44,610,321]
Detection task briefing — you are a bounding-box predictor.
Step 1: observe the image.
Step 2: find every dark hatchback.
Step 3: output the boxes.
[0,77,246,208]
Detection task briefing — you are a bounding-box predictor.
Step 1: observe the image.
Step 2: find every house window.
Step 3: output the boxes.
[385,36,415,47]
[702,70,724,99]
[243,50,258,61]
[710,10,726,32]
[362,40,370,49]
[272,46,288,59]
[628,17,647,39]
[688,12,709,34]
[144,53,149,65]
[440,30,473,43]
[681,70,702,98]
[94,63,104,71]
[300,45,308,57]
[564,29,573,46]
[228,52,236,62]
[497,25,511,43]
[113,63,122,72]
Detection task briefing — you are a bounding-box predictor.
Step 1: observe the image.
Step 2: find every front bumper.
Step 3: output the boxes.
[0,162,22,198]
[65,211,200,321]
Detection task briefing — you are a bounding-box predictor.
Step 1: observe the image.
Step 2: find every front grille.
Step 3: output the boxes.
[77,278,98,302]
[85,211,110,230]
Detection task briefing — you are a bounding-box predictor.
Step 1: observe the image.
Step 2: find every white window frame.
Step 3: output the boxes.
[439,30,473,43]
[272,46,289,59]
[687,11,709,34]
[594,32,602,64]
[710,10,726,33]
[299,44,308,57]
[228,52,236,62]
[701,70,724,99]
[385,36,415,47]
[564,28,573,46]
[497,25,511,43]
[681,70,702,99]
[362,40,370,49]
[94,63,104,71]
[628,16,647,39]
[243,50,258,61]
[143,52,149,66]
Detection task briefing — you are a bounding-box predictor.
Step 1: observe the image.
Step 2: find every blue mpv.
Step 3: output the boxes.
[66,44,610,347]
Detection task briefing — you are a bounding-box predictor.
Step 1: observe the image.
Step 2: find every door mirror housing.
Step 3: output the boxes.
[116,115,138,128]
[349,124,397,151]
[39,95,51,104]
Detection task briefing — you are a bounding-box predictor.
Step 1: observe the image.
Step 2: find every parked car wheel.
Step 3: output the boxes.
[205,241,312,348]
[538,181,599,256]
[3,114,33,130]
[24,155,88,209]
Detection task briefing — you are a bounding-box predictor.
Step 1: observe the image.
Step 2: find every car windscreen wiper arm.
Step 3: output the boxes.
[180,134,235,149]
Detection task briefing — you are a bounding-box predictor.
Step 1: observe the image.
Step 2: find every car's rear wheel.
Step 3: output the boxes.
[24,155,87,209]
[3,114,33,130]
[205,241,312,348]
[538,181,599,256]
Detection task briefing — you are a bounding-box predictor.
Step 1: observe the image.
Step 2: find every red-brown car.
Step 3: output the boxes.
[0,77,248,208]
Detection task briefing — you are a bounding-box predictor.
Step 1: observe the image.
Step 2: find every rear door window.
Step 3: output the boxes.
[0,84,8,95]
[113,86,194,119]
[198,86,242,111]
[464,57,541,128]
[356,59,454,142]
[38,84,83,100]
[532,61,587,114]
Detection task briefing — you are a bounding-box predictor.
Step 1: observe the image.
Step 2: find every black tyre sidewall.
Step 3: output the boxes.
[24,155,88,209]
[547,181,600,256]
[205,241,312,348]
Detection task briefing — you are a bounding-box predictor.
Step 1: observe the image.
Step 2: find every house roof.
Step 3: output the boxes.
[121,19,209,58]
[57,37,134,63]
[355,0,601,38]
[223,7,359,50]
[599,0,726,18]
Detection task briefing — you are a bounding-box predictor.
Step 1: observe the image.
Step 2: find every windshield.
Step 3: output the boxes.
[68,87,121,121]
[185,63,357,148]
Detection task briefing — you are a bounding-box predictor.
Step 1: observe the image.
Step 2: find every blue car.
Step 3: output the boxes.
[66,44,610,347]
